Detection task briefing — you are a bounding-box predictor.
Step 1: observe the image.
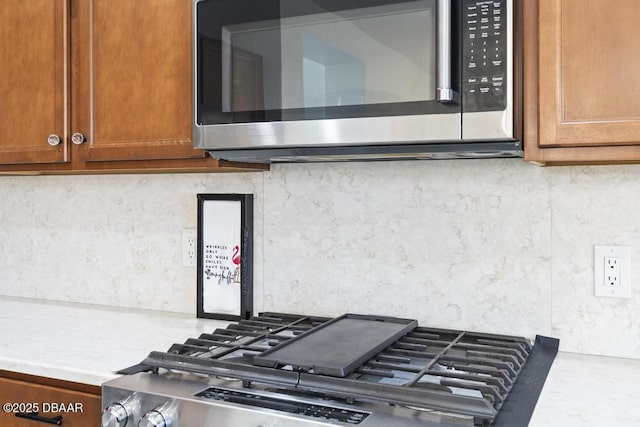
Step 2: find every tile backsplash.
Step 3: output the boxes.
[0,159,639,359]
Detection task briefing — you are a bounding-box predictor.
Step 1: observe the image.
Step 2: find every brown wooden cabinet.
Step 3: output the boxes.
[0,0,67,166]
[525,0,640,165]
[0,0,266,174]
[0,371,101,427]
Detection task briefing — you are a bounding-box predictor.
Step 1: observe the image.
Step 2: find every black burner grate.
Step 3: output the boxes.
[141,312,534,425]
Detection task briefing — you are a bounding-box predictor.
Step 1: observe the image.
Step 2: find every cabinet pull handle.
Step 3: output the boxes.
[71,132,86,145]
[15,411,63,425]
[47,134,62,146]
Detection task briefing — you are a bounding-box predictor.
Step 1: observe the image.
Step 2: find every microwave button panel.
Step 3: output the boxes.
[463,0,507,112]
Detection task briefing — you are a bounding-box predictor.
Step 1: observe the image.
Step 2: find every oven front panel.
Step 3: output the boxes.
[102,373,473,427]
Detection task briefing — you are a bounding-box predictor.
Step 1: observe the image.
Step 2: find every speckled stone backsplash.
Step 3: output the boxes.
[1,159,639,359]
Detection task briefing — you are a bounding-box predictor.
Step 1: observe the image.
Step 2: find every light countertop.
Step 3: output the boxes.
[0,296,228,385]
[529,351,640,425]
[2,297,640,425]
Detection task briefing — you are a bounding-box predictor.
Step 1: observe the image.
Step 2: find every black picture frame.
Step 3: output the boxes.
[196,193,253,320]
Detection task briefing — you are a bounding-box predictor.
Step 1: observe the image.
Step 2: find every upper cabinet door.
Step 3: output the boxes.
[537,0,640,147]
[72,0,204,162]
[0,0,68,165]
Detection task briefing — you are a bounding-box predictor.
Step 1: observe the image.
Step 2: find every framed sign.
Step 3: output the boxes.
[197,194,253,320]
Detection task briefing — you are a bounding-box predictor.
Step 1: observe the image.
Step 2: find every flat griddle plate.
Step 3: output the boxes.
[252,313,418,377]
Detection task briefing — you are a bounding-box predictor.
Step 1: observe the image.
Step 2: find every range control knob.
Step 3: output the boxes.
[101,403,129,427]
[139,401,178,427]
[101,394,140,427]
[138,410,167,427]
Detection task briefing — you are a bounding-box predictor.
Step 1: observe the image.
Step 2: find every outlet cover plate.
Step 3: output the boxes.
[594,245,631,298]
[182,229,197,267]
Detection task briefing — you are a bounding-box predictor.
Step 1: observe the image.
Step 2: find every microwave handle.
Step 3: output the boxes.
[436,0,454,102]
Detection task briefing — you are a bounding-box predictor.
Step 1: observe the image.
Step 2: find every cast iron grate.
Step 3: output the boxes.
[141,312,532,425]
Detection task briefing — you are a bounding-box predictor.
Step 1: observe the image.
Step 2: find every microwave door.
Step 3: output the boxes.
[193,0,462,150]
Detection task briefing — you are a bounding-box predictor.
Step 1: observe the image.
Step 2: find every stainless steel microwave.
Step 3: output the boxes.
[193,0,522,162]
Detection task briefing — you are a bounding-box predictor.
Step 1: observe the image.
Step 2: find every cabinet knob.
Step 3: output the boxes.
[71,132,86,145]
[47,134,62,146]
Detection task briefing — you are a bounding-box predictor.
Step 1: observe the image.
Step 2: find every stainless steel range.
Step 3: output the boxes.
[101,313,558,427]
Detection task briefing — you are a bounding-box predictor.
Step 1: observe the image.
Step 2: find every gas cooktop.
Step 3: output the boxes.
[102,312,558,427]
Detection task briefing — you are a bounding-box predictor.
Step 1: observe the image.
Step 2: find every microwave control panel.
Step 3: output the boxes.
[462,0,507,112]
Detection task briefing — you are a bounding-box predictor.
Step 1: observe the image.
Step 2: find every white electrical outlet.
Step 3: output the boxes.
[182,229,197,267]
[604,257,621,287]
[594,245,631,298]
